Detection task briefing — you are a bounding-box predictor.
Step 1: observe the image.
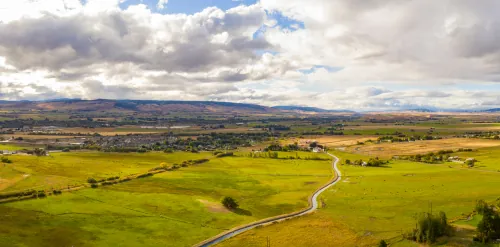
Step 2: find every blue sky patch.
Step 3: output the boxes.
[266,10,305,31]
[120,0,257,14]
[299,65,343,74]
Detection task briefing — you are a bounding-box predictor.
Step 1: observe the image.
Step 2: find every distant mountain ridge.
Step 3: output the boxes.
[272,105,354,113]
[483,108,500,112]
[0,99,275,114]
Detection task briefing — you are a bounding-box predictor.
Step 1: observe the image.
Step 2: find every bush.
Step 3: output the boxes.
[91,184,98,188]
[0,190,37,200]
[87,178,97,183]
[33,148,47,156]
[52,190,62,195]
[216,152,234,158]
[62,148,70,152]
[378,240,388,247]
[102,181,117,186]
[191,159,209,164]
[119,178,132,183]
[37,191,46,198]
[222,196,239,210]
[1,156,12,163]
[137,173,153,178]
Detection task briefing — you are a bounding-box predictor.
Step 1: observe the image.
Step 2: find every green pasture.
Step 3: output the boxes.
[454,146,500,172]
[0,143,34,151]
[218,150,500,247]
[0,152,333,247]
[0,151,212,192]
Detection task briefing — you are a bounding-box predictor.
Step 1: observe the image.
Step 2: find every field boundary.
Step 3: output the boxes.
[193,152,342,247]
[0,158,210,204]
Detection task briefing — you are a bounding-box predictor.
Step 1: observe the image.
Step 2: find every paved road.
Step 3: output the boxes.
[194,153,342,247]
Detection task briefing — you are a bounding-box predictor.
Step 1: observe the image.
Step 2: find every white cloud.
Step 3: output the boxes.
[0,0,500,110]
[156,0,168,10]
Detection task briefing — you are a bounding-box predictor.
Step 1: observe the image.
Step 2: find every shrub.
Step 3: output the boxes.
[62,148,70,152]
[87,178,97,183]
[0,190,37,200]
[33,148,47,156]
[1,156,12,163]
[191,159,209,164]
[102,181,117,186]
[378,240,388,247]
[216,152,234,158]
[137,173,153,178]
[106,176,120,181]
[222,196,239,210]
[37,191,46,198]
[52,190,62,195]
[91,184,98,188]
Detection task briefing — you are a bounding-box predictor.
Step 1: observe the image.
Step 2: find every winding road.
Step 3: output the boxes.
[194,153,342,247]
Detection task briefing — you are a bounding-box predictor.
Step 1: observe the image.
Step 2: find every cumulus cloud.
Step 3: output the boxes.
[157,0,168,10]
[0,0,500,110]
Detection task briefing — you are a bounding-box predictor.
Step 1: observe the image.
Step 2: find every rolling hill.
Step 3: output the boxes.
[0,99,276,114]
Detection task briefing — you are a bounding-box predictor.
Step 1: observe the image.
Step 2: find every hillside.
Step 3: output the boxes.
[272,105,354,113]
[0,99,276,114]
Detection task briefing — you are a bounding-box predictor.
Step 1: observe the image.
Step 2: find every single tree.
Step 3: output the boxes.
[222,196,239,210]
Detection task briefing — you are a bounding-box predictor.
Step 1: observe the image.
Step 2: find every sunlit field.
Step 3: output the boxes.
[0,152,333,247]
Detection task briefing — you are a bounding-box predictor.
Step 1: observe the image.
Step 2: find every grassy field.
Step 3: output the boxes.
[0,144,29,151]
[0,152,334,247]
[0,151,212,192]
[217,150,500,247]
[282,136,378,148]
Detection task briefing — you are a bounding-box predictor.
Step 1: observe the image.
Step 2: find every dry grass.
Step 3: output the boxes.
[346,138,500,158]
[284,136,378,147]
[217,213,375,247]
[197,199,230,213]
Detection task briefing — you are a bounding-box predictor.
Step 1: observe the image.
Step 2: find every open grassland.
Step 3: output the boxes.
[451,146,500,172]
[346,138,500,158]
[0,143,45,151]
[0,143,29,151]
[0,151,211,192]
[217,150,500,247]
[0,152,333,247]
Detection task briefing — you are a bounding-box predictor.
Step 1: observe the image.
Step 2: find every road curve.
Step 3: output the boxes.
[193,153,342,247]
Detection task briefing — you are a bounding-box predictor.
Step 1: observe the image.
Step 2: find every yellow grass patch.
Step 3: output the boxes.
[347,138,500,158]
[284,136,378,147]
[197,199,230,213]
[0,174,30,191]
[217,213,378,247]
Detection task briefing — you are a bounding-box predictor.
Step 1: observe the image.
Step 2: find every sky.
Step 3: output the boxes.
[1,0,500,111]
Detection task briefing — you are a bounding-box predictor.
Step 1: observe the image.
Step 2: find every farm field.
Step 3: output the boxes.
[0,151,212,193]
[346,138,500,158]
[0,143,29,151]
[217,150,500,247]
[283,136,378,148]
[0,152,334,247]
